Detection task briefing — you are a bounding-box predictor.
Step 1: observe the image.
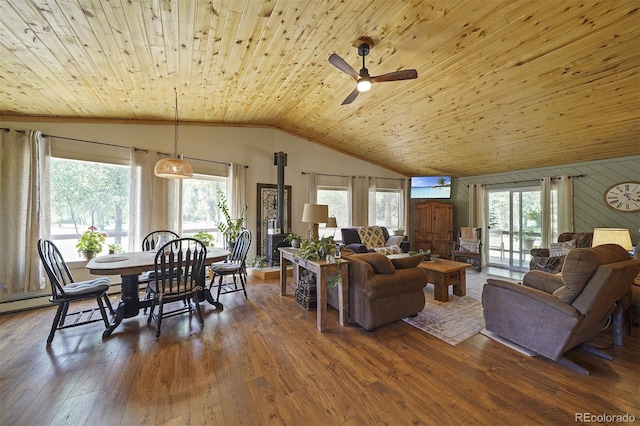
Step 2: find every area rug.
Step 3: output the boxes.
[402,269,517,346]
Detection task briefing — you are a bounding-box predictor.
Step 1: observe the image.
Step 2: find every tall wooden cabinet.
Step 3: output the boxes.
[414,201,453,258]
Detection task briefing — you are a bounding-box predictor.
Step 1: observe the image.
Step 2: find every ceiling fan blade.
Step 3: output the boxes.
[329,53,360,81]
[371,69,418,83]
[341,88,360,105]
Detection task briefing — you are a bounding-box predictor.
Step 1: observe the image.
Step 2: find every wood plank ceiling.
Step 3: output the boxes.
[0,0,638,177]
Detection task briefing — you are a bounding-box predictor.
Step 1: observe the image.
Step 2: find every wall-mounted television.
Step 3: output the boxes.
[410,176,452,199]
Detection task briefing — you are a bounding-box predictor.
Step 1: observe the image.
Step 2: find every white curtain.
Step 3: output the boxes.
[368,177,377,225]
[228,163,247,224]
[0,129,51,296]
[129,148,179,251]
[468,183,487,267]
[403,178,410,232]
[307,171,318,204]
[540,177,552,248]
[350,176,369,226]
[556,175,574,234]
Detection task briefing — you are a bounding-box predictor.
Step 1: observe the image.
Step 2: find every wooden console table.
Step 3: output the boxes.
[279,247,350,332]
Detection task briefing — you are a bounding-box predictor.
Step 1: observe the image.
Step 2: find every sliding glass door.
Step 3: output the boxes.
[487,187,542,271]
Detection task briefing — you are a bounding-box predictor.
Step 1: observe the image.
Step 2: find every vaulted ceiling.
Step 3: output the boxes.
[1,0,638,177]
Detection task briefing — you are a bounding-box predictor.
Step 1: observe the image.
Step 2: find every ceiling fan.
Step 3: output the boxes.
[329,38,418,105]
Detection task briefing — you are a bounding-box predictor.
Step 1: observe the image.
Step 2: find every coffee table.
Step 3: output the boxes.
[418,259,472,302]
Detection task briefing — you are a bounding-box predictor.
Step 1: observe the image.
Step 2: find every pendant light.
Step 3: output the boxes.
[154,88,193,179]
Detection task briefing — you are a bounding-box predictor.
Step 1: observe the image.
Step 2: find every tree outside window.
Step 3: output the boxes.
[50,158,129,259]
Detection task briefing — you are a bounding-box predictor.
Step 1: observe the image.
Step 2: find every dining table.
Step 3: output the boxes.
[86,247,229,338]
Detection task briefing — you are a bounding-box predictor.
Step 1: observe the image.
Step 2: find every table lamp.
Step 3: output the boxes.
[326,216,338,239]
[302,203,328,240]
[592,228,633,251]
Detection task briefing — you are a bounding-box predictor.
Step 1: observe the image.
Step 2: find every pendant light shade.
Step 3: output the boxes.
[154,88,193,179]
[154,155,193,179]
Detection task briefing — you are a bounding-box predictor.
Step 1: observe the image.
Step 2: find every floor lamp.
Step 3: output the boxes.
[302,203,328,240]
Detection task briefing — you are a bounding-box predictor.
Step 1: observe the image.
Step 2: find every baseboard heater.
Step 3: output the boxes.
[0,283,122,315]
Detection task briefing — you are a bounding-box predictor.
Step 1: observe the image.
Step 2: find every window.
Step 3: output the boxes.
[50,158,130,259]
[317,186,348,239]
[181,174,227,246]
[371,188,403,230]
[369,178,405,232]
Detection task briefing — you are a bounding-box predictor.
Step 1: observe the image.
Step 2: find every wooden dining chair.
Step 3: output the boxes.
[206,229,252,307]
[139,230,180,308]
[141,230,180,251]
[37,239,114,346]
[146,237,207,338]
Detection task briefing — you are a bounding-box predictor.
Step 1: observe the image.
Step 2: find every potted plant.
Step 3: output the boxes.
[76,225,107,259]
[193,231,215,247]
[522,228,536,250]
[409,248,436,261]
[216,188,246,250]
[247,255,268,268]
[298,237,336,261]
[108,243,122,254]
[284,232,303,248]
[394,227,405,236]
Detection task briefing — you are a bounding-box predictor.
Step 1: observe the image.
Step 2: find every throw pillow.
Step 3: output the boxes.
[372,246,404,255]
[386,235,404,247]
[459,238,480,252]
[352,253,396,274]
[356,226,386,248]
[548,239,576,257]
[390,254,424,269]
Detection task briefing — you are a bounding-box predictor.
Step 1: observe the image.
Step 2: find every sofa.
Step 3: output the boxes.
[529,232,593,273]
[341,226,409,255]
[483,244,640,374]
[336,252,427,331]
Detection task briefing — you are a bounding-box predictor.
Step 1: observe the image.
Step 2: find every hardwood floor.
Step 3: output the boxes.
[1,274,638,425]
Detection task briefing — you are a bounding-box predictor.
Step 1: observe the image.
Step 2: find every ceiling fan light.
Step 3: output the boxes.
[357,78,372,92]
[154,155,193,179]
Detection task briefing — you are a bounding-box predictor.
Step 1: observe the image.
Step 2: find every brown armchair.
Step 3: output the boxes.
[529,232,593,273]
[483,244,640,374]
[339,252,427,331]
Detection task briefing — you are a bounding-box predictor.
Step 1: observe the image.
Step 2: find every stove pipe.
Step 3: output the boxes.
[273,152,287,231]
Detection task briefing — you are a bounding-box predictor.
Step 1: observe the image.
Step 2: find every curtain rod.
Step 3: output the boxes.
[40,132,233,167]
[302,171,408,181]
[478,174,585,187]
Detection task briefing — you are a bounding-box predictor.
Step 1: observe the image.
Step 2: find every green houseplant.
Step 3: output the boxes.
[193,231,215,247]
[108,243,122,254]
[409,248,437,261]
[247,255,268,268]
[522,228,536,250]
[298,237,336,261]
[284,232,303,248]
[216,188,246,249]
[76,225,107,259]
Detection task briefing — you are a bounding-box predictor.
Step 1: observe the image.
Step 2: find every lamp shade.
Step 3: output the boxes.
[154,88,193,179]
[326,216,338,228]
[154,156,194,179]
[302,203,328,224]
[592,228,633,250]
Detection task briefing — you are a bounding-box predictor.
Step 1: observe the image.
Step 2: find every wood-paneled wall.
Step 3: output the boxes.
[451,155,640,244]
